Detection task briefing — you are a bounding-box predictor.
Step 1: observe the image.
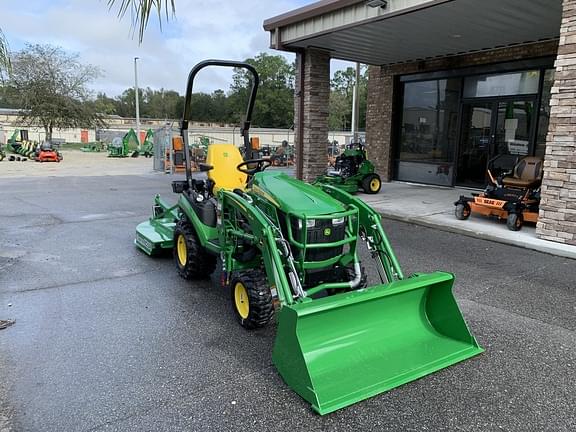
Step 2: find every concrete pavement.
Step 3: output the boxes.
[0,174,574,431]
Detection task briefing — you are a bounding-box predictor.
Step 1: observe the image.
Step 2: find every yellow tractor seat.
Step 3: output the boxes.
[502,156,543,189]
[205,144,247,192]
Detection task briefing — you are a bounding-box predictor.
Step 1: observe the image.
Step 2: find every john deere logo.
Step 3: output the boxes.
[324,228,331,236]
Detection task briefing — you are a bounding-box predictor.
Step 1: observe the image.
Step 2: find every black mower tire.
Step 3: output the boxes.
[361,173,382,194]
[230,270,274,330]
[455,203,471,220]
[173,220,216,279]
[507,213,523,231]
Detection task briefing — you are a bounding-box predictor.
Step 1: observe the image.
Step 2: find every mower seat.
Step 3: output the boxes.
[502,156,543,189]
[205,144,247,192]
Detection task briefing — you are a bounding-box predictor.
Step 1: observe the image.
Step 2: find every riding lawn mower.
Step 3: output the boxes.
[454,155,543,231]
[35,141,63,162]
[314,141,382,194]
[135,60,483,415]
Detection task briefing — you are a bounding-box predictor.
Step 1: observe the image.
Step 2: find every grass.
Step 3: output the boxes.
[60,142,106,151]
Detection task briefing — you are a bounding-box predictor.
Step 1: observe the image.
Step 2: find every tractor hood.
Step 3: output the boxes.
[251,172,345,216]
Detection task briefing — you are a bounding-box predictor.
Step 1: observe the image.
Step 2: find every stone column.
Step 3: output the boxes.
[294,48,330,182]
[365,65,394,181]
[536,0,576,245]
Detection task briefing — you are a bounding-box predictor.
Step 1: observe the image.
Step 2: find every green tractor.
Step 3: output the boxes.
[135,60,483,415]
[315,141,382,194]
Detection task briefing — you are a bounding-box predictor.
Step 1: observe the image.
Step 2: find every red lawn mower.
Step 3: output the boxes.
[35,141,63,163]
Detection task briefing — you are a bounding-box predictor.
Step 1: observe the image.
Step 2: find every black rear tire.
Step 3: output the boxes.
[361,173,382,194]
[455,203,471,220]
[173,219,216,279]
[230,270,273,329]
[507,213,523,231]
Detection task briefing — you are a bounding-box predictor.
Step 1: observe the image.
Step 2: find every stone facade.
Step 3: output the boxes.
[295,49,331,182]
[365,40,559,182]
[536,0,576,245]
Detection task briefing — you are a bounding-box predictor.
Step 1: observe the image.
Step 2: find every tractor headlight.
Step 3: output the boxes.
[297,219,316,229]
[332,217,345,226]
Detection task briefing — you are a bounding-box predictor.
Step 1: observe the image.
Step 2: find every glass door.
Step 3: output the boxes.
[456,98,535,188]
[494,100,534,159]
[456,102,493,187]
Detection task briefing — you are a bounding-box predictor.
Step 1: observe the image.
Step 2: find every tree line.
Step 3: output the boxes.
[0,44,367,141]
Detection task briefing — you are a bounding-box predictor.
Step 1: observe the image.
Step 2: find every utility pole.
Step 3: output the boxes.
[134,57,141,150]
[351,62,361,143]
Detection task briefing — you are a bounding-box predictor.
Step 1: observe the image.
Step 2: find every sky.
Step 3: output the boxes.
[2,0,353,97]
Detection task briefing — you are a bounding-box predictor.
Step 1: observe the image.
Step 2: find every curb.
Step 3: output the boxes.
[378,211,576,261]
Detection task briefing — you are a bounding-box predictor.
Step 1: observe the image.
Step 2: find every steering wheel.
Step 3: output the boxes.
[236,159,272,175]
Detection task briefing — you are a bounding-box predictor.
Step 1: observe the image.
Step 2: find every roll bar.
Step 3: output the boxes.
[180,60,260,190]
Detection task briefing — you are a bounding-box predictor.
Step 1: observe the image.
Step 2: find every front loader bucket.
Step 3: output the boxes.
[272,272,483,415]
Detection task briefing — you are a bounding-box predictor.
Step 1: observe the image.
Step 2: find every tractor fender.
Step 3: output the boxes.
[177,194,219,249]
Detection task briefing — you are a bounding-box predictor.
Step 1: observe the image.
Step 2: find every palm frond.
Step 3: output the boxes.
[107,0,176,43]
[0,29,11,75]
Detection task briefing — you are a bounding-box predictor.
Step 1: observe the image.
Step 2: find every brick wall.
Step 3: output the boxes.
[536,0,576,245]
[366,66,394,180]
[365,40,559,183]
[296,49,331,182]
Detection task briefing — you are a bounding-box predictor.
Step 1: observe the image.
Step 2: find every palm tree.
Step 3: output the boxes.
[107,0,176,42]
[0,29,10,74]
[0,1,175,74]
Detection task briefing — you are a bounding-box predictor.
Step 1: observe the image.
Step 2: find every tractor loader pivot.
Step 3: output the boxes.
[135,60,483,415]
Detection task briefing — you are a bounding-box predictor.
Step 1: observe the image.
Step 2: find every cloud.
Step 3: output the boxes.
[2,0,354,97]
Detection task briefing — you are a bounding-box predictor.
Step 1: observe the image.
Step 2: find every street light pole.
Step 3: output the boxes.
[351,62,360,143]
[134,57,141,150]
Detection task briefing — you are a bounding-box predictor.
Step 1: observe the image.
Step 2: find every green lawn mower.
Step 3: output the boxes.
[314,142,382,194]
[135,60,482,415]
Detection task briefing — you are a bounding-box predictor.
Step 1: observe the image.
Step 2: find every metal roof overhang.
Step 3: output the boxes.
[264,0,562,66]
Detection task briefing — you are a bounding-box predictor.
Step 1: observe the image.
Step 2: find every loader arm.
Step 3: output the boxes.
[317,183,404,282]
[218,190,299,306]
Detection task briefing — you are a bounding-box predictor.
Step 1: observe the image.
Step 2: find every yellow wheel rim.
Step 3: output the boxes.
[234,282,249,319]
[177,234,187,266]
[370,178,380,192]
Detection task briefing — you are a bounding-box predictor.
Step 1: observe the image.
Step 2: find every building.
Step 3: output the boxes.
[264,0,576,245]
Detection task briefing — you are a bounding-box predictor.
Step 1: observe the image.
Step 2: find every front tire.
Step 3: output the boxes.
[507,213,523,231]
[230,270,273,329]
[173,220,216,279]
[361,174,381,194]
[455,203,471,220]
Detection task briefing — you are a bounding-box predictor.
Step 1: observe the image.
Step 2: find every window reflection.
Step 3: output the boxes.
[399,79,460,164]
[464,71,540,98]
[398,78,460,185]
[536,69,554,157]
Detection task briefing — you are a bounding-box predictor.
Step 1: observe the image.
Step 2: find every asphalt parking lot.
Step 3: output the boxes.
[1,173,575,431]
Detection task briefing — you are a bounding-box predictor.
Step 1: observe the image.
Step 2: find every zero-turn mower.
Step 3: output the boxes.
[454,155,543,231]
[314,141,381,194]
[135,60,483,415]
[35,141,62,162]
